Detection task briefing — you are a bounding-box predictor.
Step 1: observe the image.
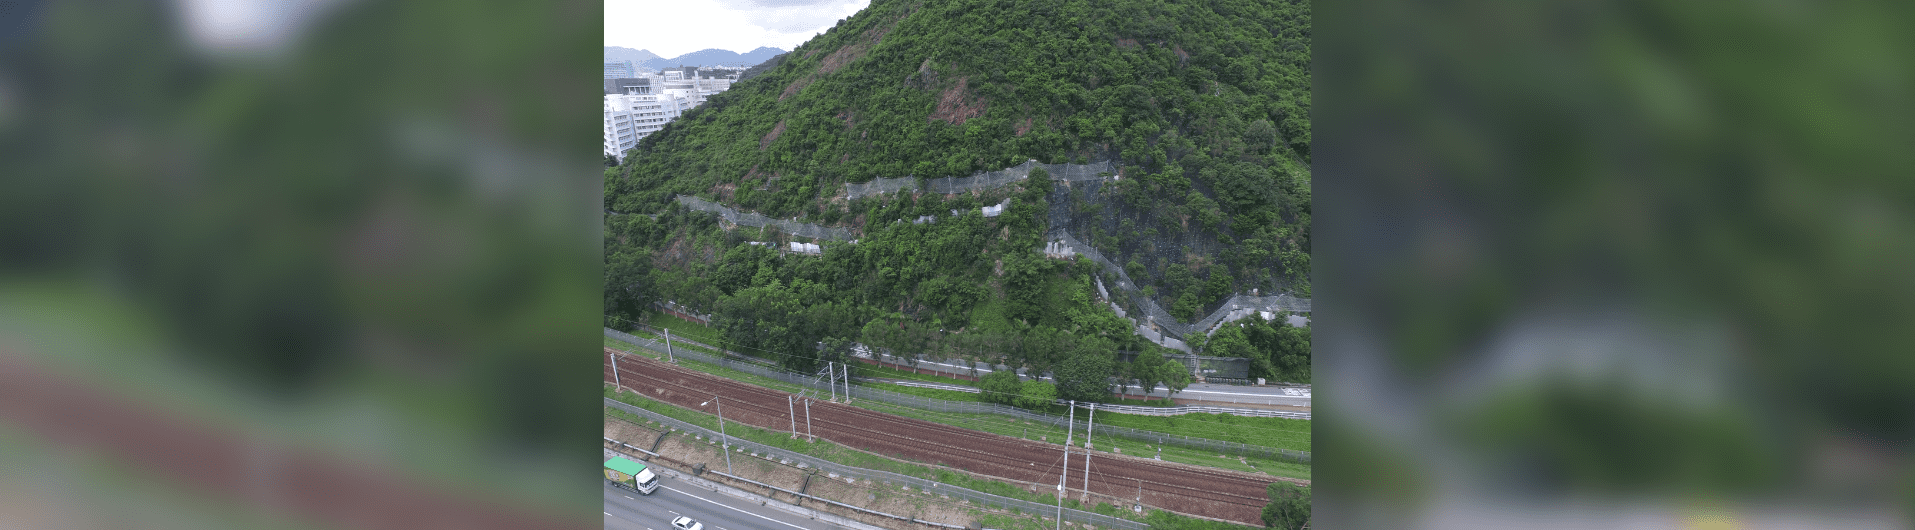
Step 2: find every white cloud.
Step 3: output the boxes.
[173,0,356,59]
[713,0,851,9]
[740,2,862,34]
[606,0,868,59]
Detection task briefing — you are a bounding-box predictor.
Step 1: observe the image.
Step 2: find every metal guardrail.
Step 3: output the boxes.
[1083,401,1308,419]
[869,379,982,393]
[608,328,1310,464]
[605,398,1148,530]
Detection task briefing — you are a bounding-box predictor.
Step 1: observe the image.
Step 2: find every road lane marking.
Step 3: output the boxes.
[661,485,810,530]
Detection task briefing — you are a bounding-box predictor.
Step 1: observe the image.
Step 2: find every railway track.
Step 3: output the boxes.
[606,349,1280,525]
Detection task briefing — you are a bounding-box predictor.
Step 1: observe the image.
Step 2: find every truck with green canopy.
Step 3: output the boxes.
[604,456,659,494]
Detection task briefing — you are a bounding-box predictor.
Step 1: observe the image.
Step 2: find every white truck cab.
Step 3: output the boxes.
[632,465,660,494]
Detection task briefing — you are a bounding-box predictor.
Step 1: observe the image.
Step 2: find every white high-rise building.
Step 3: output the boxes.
[604,80,694,163]
[602,69,741,163]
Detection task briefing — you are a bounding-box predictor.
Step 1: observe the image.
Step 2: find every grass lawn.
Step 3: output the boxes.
[851,361,982,386]
[850,398,1311,480]
[867,382,986,402]
[643,313,728,348]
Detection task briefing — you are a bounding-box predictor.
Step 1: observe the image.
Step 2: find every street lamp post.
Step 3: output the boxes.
[1058,400,1075,530]
[1083,403,1095,495]
[608,349,620,391]
[699,397,733,475]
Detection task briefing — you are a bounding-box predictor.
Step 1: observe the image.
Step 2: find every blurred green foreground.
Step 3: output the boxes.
[1314,0,1915,528]
[0,1,599,528]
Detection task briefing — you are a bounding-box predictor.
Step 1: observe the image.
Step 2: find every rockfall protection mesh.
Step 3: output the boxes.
[844,159,1117,200]
[672,158,1311,346]
[1046,229,1308,348]
[676,195,855,241]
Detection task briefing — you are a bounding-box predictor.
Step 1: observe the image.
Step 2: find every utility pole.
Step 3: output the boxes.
[608,349,620,390]
[702,397,733,475]
[842,362,852,402]
[788,395,797,438]
[1057,400,1075,530]
[664,329,675,363]
[1083,403,1095,496]
[804,399,815,441]
[828,362,837,402]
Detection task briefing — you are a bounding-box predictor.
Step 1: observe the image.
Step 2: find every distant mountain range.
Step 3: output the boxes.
[603,46,660,66]
[603,46,787,70]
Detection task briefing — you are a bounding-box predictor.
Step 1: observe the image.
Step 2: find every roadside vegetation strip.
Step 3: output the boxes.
[612,327,1302,434]
[620,338,1309,457]
[610,353,1283,525]
[605,396,1260,530]
[603,396,1156,529]
[606,363,1308,480]
[607,332,1310,469]
[848,396,1310,480]
[603,430,981,530]
[851,361,984,386]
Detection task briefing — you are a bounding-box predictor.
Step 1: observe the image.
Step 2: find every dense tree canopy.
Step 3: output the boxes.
[604,0,1312,391]
[1207,314,1310,383]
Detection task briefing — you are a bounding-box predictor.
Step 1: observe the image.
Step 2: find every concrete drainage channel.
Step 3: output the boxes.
[607,398,1151,530]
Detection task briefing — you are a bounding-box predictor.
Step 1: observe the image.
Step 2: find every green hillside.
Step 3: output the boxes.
[606,0,1309,384]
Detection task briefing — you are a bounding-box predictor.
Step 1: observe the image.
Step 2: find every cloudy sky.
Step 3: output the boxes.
[606,0,872,59]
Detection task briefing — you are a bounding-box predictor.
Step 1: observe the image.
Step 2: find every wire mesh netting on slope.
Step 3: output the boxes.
[670,157,1310,345]
[676,195,856,241]
[844,159,1117,200]
[1047,229,1309,343]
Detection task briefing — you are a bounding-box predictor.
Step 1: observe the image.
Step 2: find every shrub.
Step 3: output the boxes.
[1014,380,1057,409]
[978,369,1022,405]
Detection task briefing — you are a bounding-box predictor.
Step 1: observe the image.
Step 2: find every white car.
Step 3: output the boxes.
[671,516,704,530]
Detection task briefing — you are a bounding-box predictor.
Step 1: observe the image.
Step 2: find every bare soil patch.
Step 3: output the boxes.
[760,120,787,150]
[930,77,986,125]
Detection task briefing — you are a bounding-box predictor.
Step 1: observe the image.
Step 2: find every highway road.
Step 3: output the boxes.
[602,479,834,530]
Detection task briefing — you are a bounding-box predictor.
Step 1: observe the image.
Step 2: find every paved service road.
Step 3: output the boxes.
[866,377,1310,409]
[602,480,834,530]
[1154,382,1311,407]
[881,357,1312,408]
